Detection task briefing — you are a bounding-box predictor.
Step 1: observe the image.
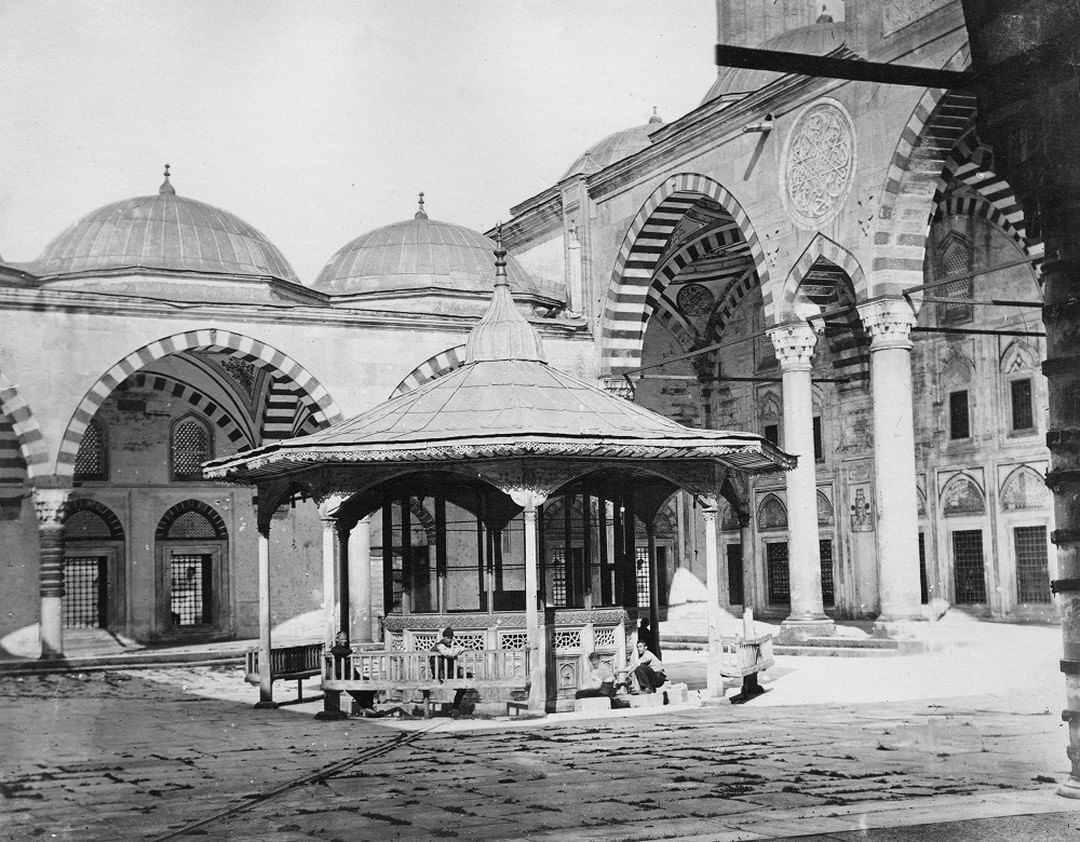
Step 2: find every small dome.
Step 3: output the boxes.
[703,20,853,103]
[314,214,547,298]
[561,111,663,180]
[35,171,298,282]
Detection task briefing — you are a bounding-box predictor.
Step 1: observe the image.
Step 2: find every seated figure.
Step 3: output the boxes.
[575,652,616,700]
[623,640,667,694]
[431,627,468,712]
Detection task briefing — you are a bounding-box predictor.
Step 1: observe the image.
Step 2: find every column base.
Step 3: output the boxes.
[253,700,278,709]
[313,709,349,721]
[1057,777,1080,799]
[779,617,836,643]
[872,617,929,640]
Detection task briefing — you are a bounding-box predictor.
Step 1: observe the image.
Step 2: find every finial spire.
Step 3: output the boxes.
[649,106,663,124]
[494,223,508,286]
[159,163,175,196]
[414,191,428,220]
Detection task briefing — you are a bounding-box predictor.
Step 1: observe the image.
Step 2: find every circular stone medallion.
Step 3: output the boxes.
[780,98,856,229]
[676,282,715,316]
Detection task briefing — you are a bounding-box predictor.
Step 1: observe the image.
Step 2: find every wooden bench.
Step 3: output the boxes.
[245,642,325,707]
[323,648,529,717]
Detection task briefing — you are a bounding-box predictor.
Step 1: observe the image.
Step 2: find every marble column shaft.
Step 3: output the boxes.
[859,298,924,629]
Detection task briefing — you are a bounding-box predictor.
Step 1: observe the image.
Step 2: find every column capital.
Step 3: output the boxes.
[858,298,916,350]
[767,322,819,371]
[32,487,70,528]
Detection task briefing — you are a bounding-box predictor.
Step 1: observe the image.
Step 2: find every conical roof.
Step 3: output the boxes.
[204,238,793,482]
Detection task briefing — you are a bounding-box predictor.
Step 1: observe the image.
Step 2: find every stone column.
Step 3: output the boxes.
[768,322,834,641]
[859,298,926,635]
[255,521,274,707]
[704,504,724,698]
[348,515,373,643]
[33,486,70,659]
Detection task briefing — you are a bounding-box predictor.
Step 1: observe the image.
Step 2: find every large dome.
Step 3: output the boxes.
[314,205,550,300]
[560,111,664,180]
[703,20,853,103]
[35,171,298,282]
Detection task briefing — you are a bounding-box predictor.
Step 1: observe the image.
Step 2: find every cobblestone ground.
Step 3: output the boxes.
[0,657,1071,842]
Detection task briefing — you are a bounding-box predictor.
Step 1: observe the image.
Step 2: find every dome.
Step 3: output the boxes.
[703,20,853,103]
[314,204,549,299]
[35,170,298,283]
[560,110,664,180]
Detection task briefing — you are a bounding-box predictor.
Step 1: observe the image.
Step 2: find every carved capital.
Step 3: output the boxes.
[33,487,70,529]
[767,322,818,370]
[858,299,915,350]
[601,376,635,400]
[318,492,351,521]
[509,488,548,510]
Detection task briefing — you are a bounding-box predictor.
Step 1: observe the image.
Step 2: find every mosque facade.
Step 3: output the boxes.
[0,0,1055,659]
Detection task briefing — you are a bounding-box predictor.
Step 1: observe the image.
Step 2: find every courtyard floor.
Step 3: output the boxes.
[1,612,1079,841]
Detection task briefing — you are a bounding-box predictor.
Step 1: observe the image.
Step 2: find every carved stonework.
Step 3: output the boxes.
[33,487,71,528]
[676,283,715,317]
[768,323,818,370]
[601,377,635,400]
[781,99,856,229]
[859,299,916,349]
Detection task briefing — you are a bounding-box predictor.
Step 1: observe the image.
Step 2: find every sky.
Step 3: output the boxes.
[0,0,733,283]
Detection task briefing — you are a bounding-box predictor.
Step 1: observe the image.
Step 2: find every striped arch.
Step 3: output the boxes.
[601,173,770,376]
[873,43,975,296]
[935,129,1042,261]
[260,376,320,442]
[0,372,49,481]
[392,345,467,398]
[155,499,229,540]
[779,234,867,317]
[123,372,253,450]
[935,193,1030,258]
[64,498,125,540]
[410,498,437,545]
[57,330,342,480]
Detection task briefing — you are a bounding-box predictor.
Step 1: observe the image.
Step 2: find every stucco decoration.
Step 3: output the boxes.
[758,493,788,530]
[817,489,834,526]
[781,99,856,229]
[849,484,873,531]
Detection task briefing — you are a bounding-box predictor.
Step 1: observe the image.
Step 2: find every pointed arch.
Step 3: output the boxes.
[941,472,986,516]
[1000,465,1050,511]
[122,371,253,450]
[1001,339,1039,374]
[757,492,788,530]
[0,372,49,480]
[64,498,124,541]
[601,173,770,376]
[57,330,342,480]
[781,234,867,314]
[156,499,228,540]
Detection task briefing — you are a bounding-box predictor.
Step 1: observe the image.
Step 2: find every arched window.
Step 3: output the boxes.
[937,234,974,323]
[171,414,212,481]
[156,500,228,630]
[74,419,108,482]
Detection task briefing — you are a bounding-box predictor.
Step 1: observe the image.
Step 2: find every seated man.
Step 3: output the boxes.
[431,627,468,713]
[330,631,377,715]
[623,640,667,694]
[575,652,616,700]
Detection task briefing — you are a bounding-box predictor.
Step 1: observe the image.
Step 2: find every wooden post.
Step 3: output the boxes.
[256,520,274,708]
[647,523,661,658]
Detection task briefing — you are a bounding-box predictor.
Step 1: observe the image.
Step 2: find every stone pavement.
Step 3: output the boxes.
[1,614,1078,841]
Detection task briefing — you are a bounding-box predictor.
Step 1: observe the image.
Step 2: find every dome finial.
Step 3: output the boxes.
[649,106,663,124]
[159,163,175,196]
[414,191,428,220]
[493,222,508,286]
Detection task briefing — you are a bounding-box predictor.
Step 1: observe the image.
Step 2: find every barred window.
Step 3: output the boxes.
[949,390,970,440]
[1010,378,1034,432]
[171,416,211,481]
[74,419,107,481]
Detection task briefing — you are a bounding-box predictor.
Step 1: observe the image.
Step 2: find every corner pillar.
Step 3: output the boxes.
[348,515,373,643]
[768,323,834,641]
[513,489,548,715]
[704,504,725,697]
[255,519,274,707]
[859,299,926,636]
[33,486,71,660]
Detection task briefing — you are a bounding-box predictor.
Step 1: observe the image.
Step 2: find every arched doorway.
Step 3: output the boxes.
[155,500,229,639]
[62,500,125,631]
